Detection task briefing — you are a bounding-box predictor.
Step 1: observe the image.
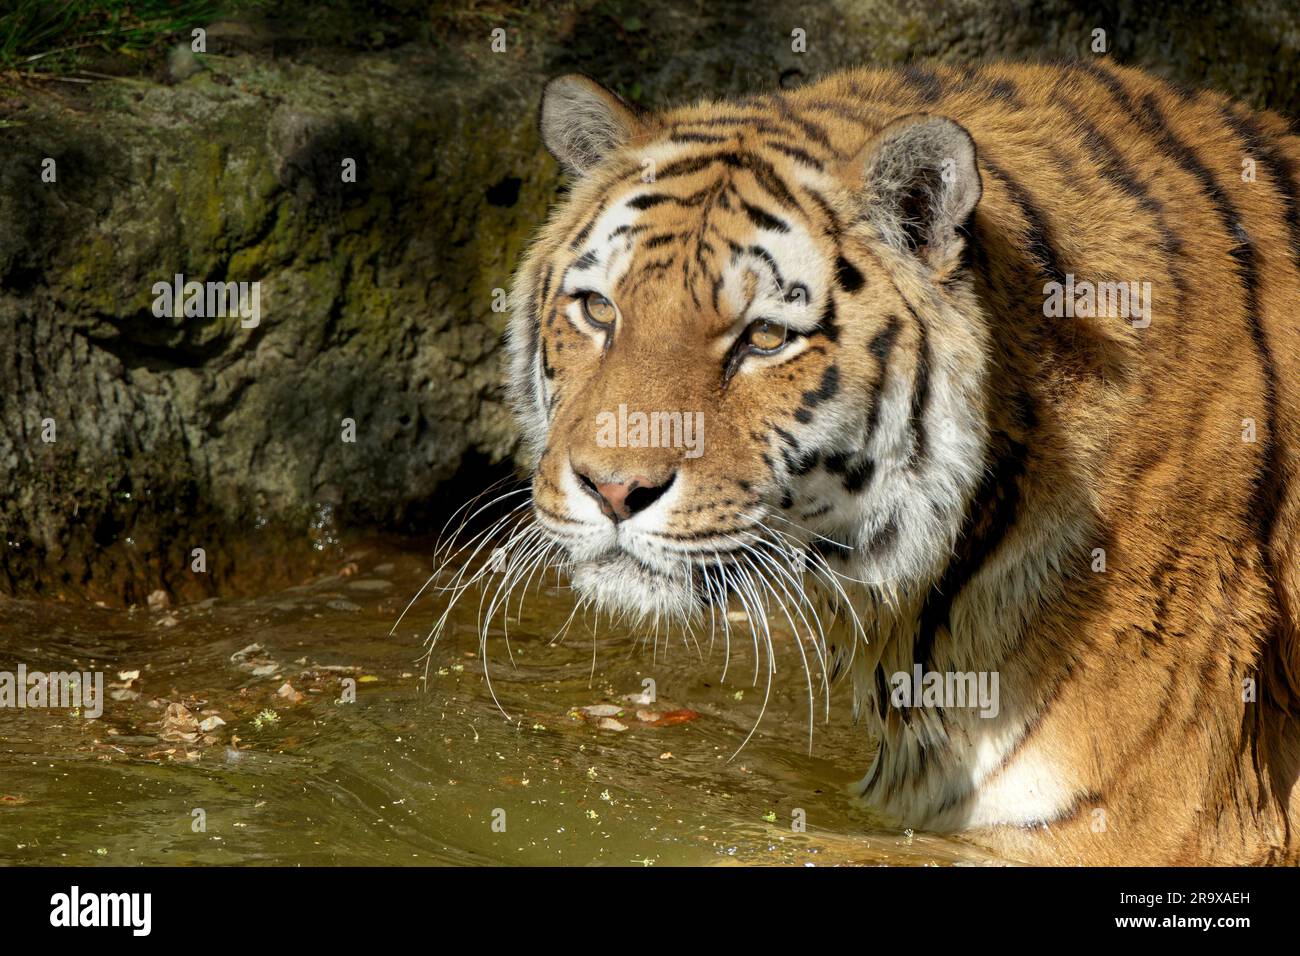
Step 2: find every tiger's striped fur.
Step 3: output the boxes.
[506,61,1300,865]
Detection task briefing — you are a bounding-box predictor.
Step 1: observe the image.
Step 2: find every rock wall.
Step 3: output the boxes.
[1,0,1296,601]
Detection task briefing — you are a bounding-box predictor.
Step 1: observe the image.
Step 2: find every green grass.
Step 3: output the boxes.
[0,0,245,75]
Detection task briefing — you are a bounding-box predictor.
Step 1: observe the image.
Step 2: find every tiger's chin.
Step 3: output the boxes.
[569,552,704,623]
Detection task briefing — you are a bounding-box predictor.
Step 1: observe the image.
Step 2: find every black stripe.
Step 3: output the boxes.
[635,189,714,210]
[1120,88,1283,586]
[823,450,875,492]
[684,257,701,309]
[740,152,800,210]
[630,255,674,272]
[569,215,597,250]
[835,256,865,292]
[1132,93,1271,357]
[627,193,672,210]
[869,313,903,362]
[980,158,1067,285]
[568,195,607,251]
[540,339,555,379]
[608,223,648,241]
[1049,89,1188,306]
[822,314,903,494]
[1200,90,1300,640]
[905,304,931,468]
[805,99,874,127]
[987,79,1021,104]
[1053,92,1157,209]
[773,424,820,476]
[873,665,890,720]
[655,151,743,181]
[900,63,943,104]
[802,187,843,242]
[674,114,811,140]
[531,263,555,355]
[653,150,799,210]
[526,263,554,374]
[794,365,840,424]
[1072,61,1133,113]
[762,140,825,171]
[791,448,821,474]
[914,434,1028,671]
[1220,105,1300,277]
[760,94,837,152]
[670,131,729,144]
[619,256,675,296]
[643,232,680,249]
[684,118,819,147]
[956,64,1025,109]
[856,314,903,479]
[539,263,553,305]
[1071,67,1259,314]
[747,244,785,290]
[815,293,839,342]
[740,199,790,233]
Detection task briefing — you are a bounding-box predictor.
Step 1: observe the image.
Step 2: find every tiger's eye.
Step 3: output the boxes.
[582,291,616,328]
[745,320,788,352]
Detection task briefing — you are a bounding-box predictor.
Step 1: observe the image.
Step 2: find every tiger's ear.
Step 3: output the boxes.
[853,114,981,268]
[539,74,646,176]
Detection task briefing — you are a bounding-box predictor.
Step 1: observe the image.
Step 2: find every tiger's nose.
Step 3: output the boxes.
[574,468,675,522]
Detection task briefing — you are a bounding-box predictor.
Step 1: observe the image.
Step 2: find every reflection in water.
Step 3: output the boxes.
[0,542,1005,866]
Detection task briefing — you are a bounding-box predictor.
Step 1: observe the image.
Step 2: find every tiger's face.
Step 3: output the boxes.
[509,75,992,623]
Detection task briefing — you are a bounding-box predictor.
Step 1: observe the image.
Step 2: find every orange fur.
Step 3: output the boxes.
[508,62,1300,864]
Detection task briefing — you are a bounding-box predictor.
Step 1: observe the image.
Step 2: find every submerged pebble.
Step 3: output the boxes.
[346,579,392,592]
[580,704,624,718]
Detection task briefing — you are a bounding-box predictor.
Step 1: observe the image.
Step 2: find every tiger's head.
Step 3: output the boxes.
[508,75,992,625]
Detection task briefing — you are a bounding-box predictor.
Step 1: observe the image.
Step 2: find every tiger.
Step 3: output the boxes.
[490,60,1300,866]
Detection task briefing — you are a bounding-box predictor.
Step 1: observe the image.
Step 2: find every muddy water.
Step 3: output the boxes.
[0,540,1005,866]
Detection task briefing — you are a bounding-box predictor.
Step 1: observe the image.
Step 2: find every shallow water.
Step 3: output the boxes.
[0,540,1004,866]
